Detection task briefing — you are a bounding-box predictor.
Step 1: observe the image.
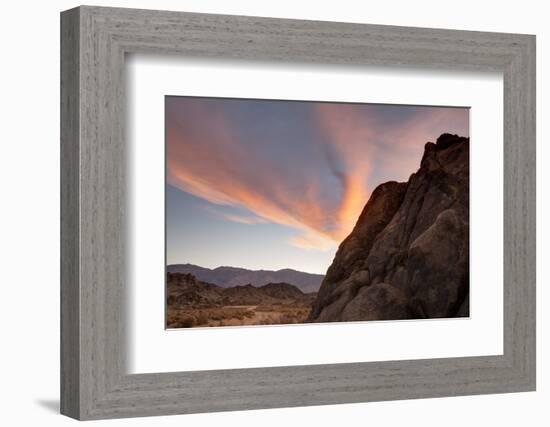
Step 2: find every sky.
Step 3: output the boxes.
[166,96,469,274]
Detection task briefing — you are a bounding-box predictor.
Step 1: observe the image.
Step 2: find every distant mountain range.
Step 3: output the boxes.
[166,263,324,293]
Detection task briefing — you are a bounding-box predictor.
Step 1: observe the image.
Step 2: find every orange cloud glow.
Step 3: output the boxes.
[166,99,468,251]
[166,104,336,250]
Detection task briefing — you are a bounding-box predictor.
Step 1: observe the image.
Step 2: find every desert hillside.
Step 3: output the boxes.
[308,133,470,322]
[167,272,316,328]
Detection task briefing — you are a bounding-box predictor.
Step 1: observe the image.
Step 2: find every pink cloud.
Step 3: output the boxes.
[167,100,468,250]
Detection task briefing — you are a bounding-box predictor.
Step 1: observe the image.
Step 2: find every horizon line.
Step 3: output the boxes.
[166,262,326,276]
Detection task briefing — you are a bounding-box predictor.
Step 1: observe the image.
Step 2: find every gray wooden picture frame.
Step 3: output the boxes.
[60,5,536,420]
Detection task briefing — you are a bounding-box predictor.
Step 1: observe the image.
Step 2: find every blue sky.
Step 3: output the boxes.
[166,96,469,274]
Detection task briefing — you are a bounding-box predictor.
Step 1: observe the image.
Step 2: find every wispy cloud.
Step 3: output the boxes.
[218,212,269,225]
[166,98,468,250]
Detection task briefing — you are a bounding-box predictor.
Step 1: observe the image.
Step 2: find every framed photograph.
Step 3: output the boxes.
[164,97,471,329]
[61,6,536,420]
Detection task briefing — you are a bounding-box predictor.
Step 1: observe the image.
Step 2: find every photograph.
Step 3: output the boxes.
[165,96,470,328]
[165,96,469,329]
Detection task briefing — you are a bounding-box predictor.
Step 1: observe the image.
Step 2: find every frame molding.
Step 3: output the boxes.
[60,6,536,420]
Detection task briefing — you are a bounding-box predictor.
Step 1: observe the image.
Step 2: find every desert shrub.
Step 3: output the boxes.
[255,305,277,312]
[195,311,209,325]
[171,315,196,328]
[279,313,299,324]
[212,309,225,320]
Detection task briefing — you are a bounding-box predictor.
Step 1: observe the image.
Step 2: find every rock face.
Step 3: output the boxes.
[308,133,470,322]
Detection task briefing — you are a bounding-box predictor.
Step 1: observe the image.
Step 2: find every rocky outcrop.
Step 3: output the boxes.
[167,272,312,308]
[166,273,223,308]
[309,133,469,322]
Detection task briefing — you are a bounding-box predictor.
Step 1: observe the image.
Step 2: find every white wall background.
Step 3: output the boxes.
[0,0,547,425]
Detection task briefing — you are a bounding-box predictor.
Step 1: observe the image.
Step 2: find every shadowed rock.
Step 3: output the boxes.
[309,133,469,322]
